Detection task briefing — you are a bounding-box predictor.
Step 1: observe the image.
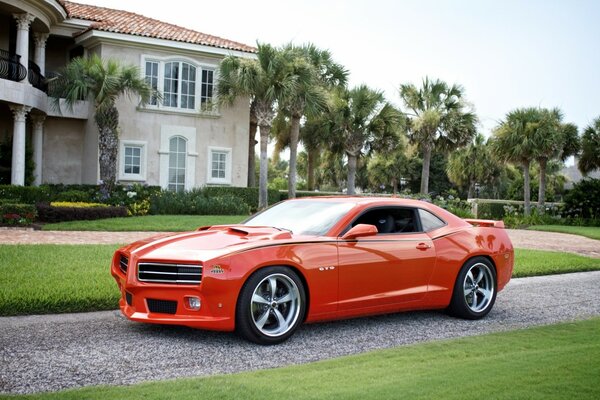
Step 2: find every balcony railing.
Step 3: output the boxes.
[0,49,27,82]
[28,60,47,92]
[0,49,48,93]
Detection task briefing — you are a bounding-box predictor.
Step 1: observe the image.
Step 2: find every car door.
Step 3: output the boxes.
[336,207,437,312]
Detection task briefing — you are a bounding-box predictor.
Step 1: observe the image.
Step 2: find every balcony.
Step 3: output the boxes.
[0,49,27,82]
[0,49,47,93]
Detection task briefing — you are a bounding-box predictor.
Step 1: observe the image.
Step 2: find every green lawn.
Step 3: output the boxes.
[41,215,247,232]
[1,245,599,317]
[513,248,600,277]
[0,244,120,316]
[527,225,600,241]
[5,318,599,400]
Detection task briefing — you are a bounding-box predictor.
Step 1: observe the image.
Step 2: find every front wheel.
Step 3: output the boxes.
[236,267,306,345]
[448,257,497,319]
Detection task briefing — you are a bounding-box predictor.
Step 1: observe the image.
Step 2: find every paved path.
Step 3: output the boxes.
[0,229,598,257]
[1,271,599,394]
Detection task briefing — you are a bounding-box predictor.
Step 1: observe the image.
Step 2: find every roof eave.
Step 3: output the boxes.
[74,29,257,58]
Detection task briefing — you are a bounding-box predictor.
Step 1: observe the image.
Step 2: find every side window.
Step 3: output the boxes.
[352,208,418,234]
[418,209,446,231]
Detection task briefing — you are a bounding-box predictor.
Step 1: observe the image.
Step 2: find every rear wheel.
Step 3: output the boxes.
[236,267,306,345]
[448,257,497,319]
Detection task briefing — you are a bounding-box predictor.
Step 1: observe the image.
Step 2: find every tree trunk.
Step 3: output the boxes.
[523,161,531,216]
[95,105,119,195]
[347,152,357,195]
[467,181,474,199]
[420,145,432,195]
[248,118,257,187]
[538,158,547,214]
[391,177,397,195]
[258,123,270,210]
[307,148,316,191]
[287,115,301,198]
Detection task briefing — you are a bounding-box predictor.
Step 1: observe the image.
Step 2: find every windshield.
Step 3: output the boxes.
[243,200,356,236]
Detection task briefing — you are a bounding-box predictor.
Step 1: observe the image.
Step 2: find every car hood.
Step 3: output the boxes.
[121,225,298,263]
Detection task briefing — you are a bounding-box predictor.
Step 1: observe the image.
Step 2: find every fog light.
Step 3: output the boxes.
[186,296,201,310]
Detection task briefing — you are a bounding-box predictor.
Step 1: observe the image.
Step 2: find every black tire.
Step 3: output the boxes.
[447,257,497,319]
[236,266,306,345]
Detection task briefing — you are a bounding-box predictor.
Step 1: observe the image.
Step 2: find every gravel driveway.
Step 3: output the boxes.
[1,271,599,395]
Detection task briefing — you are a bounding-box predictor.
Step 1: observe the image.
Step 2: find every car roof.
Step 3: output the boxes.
[286,196,468,228]
[287,196,430,207]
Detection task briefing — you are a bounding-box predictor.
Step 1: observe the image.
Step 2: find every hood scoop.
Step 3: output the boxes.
[228,226,292,240]
[196,225,292,241]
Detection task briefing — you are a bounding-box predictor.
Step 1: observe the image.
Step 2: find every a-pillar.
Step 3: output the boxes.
[33,32,49,76]
[31,115,46,186]
[9,105,32,186]
[13,13,35,84]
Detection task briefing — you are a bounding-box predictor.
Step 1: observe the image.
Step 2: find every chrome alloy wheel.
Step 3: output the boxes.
[463,262,495,313]
[250,273,301,337]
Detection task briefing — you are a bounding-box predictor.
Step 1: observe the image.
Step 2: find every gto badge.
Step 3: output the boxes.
[319,266,336,271]
[210,265,225,274]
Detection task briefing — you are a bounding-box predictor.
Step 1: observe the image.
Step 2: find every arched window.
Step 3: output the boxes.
[168,136,187,192]
[162,61,196,109]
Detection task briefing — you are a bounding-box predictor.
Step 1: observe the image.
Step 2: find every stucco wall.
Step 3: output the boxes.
[97,42,250,188]
[42,117,86,184]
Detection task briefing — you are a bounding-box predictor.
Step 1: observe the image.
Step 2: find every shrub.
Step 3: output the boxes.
[36,203,127,223]
[202,186,281,211]
[50,201,108,208]
[54,190,93,202]
[0,185,52,204]
[564,178,600,220]
[0,203,36,226]
[150,189,250,215]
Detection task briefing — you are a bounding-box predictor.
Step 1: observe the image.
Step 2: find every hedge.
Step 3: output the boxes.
[202,186,281,211]
[0,203,36,226]
[36,203,127,223]
[149,190,251,215]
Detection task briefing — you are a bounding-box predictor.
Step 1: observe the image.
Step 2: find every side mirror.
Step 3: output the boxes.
[341,224,378,240]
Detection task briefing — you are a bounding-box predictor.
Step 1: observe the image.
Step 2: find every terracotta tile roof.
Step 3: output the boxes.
[59,1,256,53]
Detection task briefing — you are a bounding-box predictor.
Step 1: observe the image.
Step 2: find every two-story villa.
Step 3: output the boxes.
[0,0,255,189]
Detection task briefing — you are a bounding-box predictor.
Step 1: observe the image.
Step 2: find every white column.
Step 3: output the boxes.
[31,115,46,186]
[33,32,49,76]
[9,105,32,186]
[13,13,35,84]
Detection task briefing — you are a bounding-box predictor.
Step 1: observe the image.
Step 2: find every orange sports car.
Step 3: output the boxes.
[111,197,514,344]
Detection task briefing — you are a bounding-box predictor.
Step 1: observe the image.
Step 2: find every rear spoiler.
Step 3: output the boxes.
[464,219,505,228]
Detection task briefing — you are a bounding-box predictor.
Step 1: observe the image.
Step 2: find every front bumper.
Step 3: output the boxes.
[111,253,236,331]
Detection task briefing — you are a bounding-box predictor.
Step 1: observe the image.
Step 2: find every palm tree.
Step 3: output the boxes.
[492,108,540,215]
[534,110,580,211]
[399,77,477,194]
[579,117,600,175]
[217,43,295,209]
[301,115,338,191]
[367,147,408,194]
[330,85,402,194]
[447,133,501,198]
[49,54,153,194]
[279,44,347,198]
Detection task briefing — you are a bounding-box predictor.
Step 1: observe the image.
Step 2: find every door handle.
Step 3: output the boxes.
[416,243,431,250]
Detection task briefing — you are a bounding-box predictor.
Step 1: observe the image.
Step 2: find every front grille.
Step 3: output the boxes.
[147,298,177,314]
[125,292,133,306]
[138,262,202,284]
[119,255,128,275]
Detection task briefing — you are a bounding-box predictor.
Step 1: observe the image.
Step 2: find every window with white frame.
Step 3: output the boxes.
[144,61,159,105]
[119,141,146,181]
[168,136,187,192]
[143,56,215,112]
[207,147,232,185]
[200,69,214,111]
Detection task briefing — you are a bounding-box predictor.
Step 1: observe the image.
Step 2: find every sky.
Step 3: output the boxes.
[74,0,600,140]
